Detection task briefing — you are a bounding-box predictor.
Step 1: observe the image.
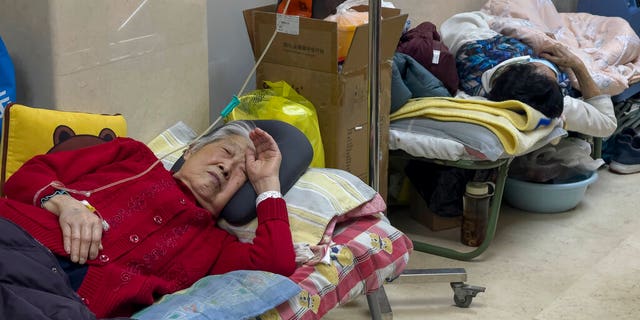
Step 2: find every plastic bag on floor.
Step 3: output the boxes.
[509,137,604,183]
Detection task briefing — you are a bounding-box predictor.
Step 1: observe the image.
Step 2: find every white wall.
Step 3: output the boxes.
[206,0,273,119]
[0,0,210,142]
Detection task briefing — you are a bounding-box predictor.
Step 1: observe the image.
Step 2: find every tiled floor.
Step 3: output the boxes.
[324,168,640,319]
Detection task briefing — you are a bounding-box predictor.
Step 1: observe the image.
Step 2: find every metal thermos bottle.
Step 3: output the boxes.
[461,181,492,247]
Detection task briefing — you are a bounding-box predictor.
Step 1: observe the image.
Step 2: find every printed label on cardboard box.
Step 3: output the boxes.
[276,14,300,35]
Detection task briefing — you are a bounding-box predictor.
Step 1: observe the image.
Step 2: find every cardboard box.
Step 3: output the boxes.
[409,184,461,232]
[243,5,408,201]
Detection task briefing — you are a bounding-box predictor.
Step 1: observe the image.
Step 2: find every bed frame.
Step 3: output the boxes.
[363,0,640,317]
[389,153,511,260]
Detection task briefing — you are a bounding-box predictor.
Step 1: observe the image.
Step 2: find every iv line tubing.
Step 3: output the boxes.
[191,0,292,144]
[55,0,292,198]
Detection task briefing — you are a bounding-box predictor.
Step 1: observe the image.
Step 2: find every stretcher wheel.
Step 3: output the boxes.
[451,282,486,308]
[453,294,473,308]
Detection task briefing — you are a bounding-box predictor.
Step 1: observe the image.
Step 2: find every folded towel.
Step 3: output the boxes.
[390,97,559,155]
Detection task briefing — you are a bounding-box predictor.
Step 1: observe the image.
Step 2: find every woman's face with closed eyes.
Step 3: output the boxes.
[173,134,251,216]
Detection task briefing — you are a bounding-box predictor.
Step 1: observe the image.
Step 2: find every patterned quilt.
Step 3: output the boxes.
[258,216,413,320]
[219,168,414,319]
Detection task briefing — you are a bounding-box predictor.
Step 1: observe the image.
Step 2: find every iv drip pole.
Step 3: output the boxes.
[368,0,381,193]
[366,1,386,318]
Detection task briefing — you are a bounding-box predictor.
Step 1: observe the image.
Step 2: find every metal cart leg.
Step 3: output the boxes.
[367,285,393,320]
[379,268,486,312]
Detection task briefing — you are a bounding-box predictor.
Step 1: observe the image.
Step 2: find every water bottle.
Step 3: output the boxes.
[461,181,494,247]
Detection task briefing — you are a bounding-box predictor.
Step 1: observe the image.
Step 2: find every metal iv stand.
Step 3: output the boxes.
[364,1,485,318]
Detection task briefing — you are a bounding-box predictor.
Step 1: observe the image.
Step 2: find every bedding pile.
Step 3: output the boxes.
[389,96,567,161]
[481,0,640,96]
[390,96,560,155]
[220,168,413,320]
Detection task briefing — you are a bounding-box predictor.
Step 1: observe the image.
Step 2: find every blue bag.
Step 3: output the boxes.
[0,36,16,133]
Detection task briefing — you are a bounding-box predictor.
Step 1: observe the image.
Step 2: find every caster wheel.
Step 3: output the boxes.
[450,282,485,308]
[454,294,473,308]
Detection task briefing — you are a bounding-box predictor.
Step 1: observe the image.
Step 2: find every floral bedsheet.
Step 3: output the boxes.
[482,0,640,95]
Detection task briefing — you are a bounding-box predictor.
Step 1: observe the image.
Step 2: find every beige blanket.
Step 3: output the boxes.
[482,0,640,96]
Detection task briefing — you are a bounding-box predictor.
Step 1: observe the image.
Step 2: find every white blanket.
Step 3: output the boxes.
[482,0,640,96]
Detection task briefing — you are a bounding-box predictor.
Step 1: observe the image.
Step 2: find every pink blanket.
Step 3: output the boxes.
[481,0,640,96]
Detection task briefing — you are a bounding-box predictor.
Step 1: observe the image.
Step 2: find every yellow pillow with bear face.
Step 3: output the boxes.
[0,104,127,194]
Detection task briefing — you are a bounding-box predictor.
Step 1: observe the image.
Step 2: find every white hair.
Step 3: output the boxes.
[189,121,255,153]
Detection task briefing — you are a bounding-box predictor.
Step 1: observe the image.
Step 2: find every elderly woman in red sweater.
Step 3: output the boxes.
[0,121,296,318]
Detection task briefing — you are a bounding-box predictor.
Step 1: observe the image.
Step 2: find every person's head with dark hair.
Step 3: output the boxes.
[487,63,564,118]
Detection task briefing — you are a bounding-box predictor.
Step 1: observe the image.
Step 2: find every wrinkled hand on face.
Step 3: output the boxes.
[245,128,281,195]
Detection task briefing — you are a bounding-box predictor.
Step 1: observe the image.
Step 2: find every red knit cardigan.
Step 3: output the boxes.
[0,138,296,318]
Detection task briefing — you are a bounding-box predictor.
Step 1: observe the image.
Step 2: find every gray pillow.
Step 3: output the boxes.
[390,118,505,161]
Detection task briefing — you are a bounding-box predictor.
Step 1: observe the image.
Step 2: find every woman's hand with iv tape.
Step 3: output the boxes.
[245,127,282,195]
[42,194,103,264]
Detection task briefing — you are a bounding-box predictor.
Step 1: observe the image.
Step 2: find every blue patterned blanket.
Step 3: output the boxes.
[132,270,301,320]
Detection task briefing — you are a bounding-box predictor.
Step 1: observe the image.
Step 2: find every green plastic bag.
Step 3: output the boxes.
[227,81,325,168]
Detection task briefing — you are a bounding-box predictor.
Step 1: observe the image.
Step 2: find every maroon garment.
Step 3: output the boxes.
[396,21,459,95]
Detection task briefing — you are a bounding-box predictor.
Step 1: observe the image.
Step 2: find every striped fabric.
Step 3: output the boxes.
[284,168,378,245]
[214,168,412,320]
[146,121,196,170]
[253,169,412,320]
[0,89,10,108]
[218,168,379,246]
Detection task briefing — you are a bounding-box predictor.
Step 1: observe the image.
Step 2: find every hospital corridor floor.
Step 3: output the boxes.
[324,168,640,320]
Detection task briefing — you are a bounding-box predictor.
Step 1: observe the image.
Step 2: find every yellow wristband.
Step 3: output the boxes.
[80,200,110,231]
